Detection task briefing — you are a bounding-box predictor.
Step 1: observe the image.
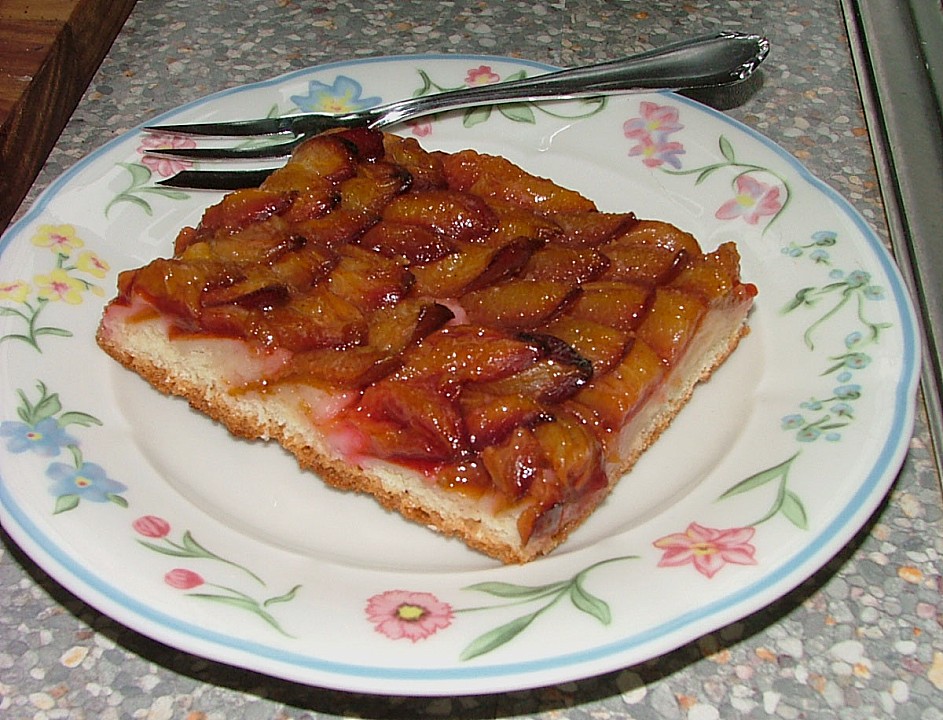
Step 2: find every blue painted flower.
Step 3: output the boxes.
[829,269,845,280]
[809,249,830,264]
[797,426,821,442]
[830,402,854,417]
[800,399,823,411]
[47,462,127,502]
[0,418,76,457]
[811,230,837,246]
[782,245,802,257]
[834,384,862,400]
[864,285,884,301]
[781,414,805,430]
[843,352,871,370]
[837,371,853,382]
[290,76,382,114]
[845,270,871,288]
[844,331,863,348]
[825,432,842,442]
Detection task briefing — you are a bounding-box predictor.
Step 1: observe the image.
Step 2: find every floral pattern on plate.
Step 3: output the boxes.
[0,56,919,695]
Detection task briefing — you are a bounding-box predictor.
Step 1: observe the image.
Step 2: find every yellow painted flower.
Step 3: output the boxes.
[0,279,30,303]
[75,250,109,278]
[34,269,87,305]
[32,224,84,257]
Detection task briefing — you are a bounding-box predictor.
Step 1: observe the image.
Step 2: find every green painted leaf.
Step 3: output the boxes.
[33,327,72,338]
[107,493,129,508]
[33,391,63,422]
[109,194,154,216]
[569,581,611,625]
[464,580,565,599]
[142,187,190,201]
[53,494,80,514]
[781,490,809,529]
[463,105,492,127]
[58,411,103,428]
[118,161,153,187]
[136,539,193,557]
[264,584,302,607]
[460,610,539,661]
[181,530,214,558]
[718,135,736,162]
[499,103,536,124]
[719,453,798,499]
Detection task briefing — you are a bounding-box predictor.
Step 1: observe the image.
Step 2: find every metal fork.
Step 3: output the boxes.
[146,32,769,190]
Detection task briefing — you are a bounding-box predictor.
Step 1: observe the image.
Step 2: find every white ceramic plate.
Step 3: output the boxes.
[0,55,920,695]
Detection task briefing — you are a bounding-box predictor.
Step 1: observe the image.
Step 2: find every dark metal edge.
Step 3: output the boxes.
[840,0,943,478]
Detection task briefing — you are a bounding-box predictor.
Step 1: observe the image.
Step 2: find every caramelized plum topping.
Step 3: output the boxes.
[614,219,701,256]
[670,241,744,302]
[635,287,707,363]
[333,126,386,162]
[436,460,493,499]
[553,211,638,247]
[288,134,358,182]
[326,245,414,312]
[441,150,597,213]
[339,161,412,215]
[538,316,631,375]
[223,286,368,351]
[462,236,544,293]
[533,414,606,495]
[522,245,610,284]
[382,134,448,190]
[127,258,216,319]
[459,388,549,450]
[357,381,468,461]
[289,207,378,248]
[484,199,562,245]
[566,281,652,332]
[574,338,664,431]
[356,221,454,264]
[602,244,687,286]
[276,300,453,389]
[262,166,338,223]
[462,279,578,330]
[173,226,200,254]
[394,325,542,388]
[367,298,454,351]
[199,189,293,234]
[408,243,496,297]
[480,426,548,503]
[382,189,499,243]
[471,357,590,405]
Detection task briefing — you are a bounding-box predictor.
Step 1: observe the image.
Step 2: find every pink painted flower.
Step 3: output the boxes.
[653,522,757,578]
[407,118,433,137]
[133,515,171,539]
[628,135,685,169]
[623,101,684,140]
[137,132,196,178]
[164,568,204,590]
[366,590,453,642]
[465,65,501,86]
[715,174,783,225]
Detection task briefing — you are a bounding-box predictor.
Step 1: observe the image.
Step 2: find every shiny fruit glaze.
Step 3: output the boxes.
[114,128,756,546]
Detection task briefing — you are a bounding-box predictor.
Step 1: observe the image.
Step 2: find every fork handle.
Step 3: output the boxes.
[367,32,769,127]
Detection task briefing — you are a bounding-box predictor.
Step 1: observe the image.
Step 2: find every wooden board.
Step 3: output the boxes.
[0,0,136,232]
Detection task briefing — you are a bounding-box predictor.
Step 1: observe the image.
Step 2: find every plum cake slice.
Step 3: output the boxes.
[97,127,756,564]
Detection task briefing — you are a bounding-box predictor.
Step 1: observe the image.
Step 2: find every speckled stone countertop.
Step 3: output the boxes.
[1,1,941,718]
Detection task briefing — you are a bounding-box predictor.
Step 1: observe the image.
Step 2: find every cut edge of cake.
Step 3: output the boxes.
[96,294,751,564]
